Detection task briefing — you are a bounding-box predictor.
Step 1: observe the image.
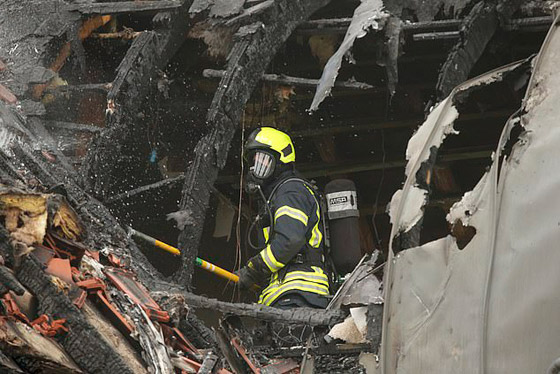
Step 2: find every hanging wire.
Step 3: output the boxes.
[232,110,246,300]
[372,128,387,251]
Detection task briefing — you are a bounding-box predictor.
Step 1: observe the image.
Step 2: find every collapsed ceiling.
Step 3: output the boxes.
[0,0,558,372]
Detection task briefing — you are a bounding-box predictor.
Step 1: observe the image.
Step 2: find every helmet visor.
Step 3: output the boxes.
[250,151,275,180]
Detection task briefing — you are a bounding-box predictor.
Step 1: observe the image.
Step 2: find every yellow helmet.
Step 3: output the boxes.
[244,127,295,181]
[245,127,295,164]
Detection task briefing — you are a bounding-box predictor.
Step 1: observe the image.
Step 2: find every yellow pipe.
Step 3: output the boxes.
[154,239,181,256]
[128,227,239,283]
[195,258,239,283]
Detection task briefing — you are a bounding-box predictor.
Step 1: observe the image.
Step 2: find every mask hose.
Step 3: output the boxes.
[247,185,274,251]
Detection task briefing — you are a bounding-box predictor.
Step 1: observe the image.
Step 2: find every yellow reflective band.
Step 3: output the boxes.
[308,197,323,248]
[263,226,270,242]
[260,269,329,296]
[260,245,284,272]
[259,281,329,306]
[274,206,308,226]
[281,271,329,286]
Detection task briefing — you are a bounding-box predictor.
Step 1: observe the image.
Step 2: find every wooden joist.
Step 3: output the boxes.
[217,150,493,185]
[156,291,345,326]
[44,121,103,134]
[203,69,374,90]
[290,109,513,137]
[68,1,183,16]
[437,3,500,98]
[296,15,552,36]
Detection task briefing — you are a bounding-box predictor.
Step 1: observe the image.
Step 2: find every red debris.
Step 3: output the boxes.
[107,253,123,267]
[72,289,88,309]
[0,83,17,104]
[104,267,170,323]
[46,258,74,285]
[231,337,261,374]
[0,59,5,71]
[1,293,30,323]
[31,315,69,337]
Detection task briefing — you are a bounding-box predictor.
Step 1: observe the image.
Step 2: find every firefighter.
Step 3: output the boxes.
[237,127,330,309]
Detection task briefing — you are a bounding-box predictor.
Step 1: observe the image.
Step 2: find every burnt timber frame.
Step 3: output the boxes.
[173,0,333,285]
[80,2,194,200]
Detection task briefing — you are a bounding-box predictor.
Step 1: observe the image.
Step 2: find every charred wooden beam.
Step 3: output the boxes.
[105,175,185,204]
[296,15,551,36]
[297,18,461,36]
[437,3,499,98]
[45,83,112,94]
[290,109,513,137]
[0,101,162,288]
[203,69,374,90]
[224,0,274,27]
[0,319,82,373]
[68,1,183,16]
[153,291,345,326]
[174,0,333,286]
[44,121,103,134]
[413,31,460,41]
[81,2,194,201]
[15,251,136,373]
[91,30,142,40]
[217,150,493,185]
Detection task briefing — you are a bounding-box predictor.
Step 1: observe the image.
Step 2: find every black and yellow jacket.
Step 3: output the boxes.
[250,171,330,307]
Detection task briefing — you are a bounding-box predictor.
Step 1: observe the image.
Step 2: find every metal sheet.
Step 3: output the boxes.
[309,0,387,112]
[380,12,560,374]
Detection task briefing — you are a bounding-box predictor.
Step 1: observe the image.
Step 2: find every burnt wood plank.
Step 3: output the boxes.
[153,291,345,326]
[68,1,183,16]
[437,2,499,98]
[203,69,374,89]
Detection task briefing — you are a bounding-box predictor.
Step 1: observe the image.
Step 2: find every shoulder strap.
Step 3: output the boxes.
[267,177,318,204]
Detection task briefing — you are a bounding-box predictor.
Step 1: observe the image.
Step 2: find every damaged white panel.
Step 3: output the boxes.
[388,97,459,234]
[309,0,388,112]
[328,252,383,310]
[381,13,560,374]
[388,186,426,232]
[388,57,530,235]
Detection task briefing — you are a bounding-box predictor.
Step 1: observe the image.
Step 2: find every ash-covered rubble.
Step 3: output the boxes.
[1,0,558,372]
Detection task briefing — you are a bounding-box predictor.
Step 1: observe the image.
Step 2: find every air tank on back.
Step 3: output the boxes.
[324,179,362,275]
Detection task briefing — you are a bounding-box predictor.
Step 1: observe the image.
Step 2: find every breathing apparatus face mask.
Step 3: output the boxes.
[245,150,276,194]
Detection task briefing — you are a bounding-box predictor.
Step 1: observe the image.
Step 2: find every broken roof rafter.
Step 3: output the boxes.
[216,149,494,185]
[68,1,184,16]
[174,0,334,286]
[203,68,375,90]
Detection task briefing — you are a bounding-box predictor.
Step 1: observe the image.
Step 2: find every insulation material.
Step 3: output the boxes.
[381,15,560,374]
[309,0,388,111]
[0,190,48,246]
[49,196,84,241]
[328,310,366,344]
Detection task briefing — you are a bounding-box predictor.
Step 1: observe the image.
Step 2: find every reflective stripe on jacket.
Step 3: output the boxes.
[256,177,329,306]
